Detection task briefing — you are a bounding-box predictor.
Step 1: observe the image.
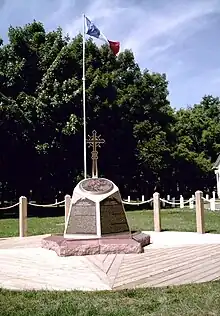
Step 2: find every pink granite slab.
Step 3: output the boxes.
[41,232,150,256]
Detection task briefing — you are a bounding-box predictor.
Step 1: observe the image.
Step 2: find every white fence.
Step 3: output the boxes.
[123,191,220,211]
[1,191,219,212]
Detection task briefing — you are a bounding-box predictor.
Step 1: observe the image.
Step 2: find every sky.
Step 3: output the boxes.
[0,0,220,108]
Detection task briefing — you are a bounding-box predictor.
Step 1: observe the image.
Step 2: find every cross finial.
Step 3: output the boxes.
[86,130,105,178]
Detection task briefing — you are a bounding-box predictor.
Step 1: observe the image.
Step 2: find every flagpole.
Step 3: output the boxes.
[82,13,87,179]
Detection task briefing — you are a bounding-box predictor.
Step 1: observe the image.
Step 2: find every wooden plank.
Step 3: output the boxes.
[0,252,111,291]
[0,235,50,249]
[103,255,116,273]
[82,257,110,287]
[119,245,216,275]
[119,255,220,289]
[121,244,218,270]
[123,244,219,265]
[113,251,220,289]
[115,245,220,285]
[1,242,220,291]
[107,255,124,288]
[188,265,220,284]
[86,255,105,271]
[151,256,220,287]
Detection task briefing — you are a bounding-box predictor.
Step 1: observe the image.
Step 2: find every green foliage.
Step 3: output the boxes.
[172,95,220,193]
[0,21,218,201]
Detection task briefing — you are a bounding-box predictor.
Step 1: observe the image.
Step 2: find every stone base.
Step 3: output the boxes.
[41,232,150,256]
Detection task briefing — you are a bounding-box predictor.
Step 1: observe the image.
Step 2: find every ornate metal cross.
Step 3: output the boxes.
[86,130,105,178]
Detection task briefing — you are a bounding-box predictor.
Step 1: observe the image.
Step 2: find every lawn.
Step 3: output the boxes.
[1,282,220,316]
[1,208,220,237]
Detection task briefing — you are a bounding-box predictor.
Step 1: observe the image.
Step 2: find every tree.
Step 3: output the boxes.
[172,95,220,195]
[0,21,219,202]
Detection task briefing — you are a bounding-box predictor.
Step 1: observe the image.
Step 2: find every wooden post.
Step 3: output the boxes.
[153,192,161,232]
[210,191,216,211]
[128,196,130,202]
[195,191,205,234]
[180,195,184,209]
[19,196,27,237]
[210,198,215,211]
[189,195,194,209]
[65,195,71,224]
[141,195,145,202]
[172,197,175,208]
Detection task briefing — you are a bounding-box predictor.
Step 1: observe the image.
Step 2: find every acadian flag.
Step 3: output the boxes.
[85,16,120,55]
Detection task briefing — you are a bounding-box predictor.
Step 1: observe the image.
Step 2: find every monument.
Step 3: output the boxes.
[42,130,150,256]
[64,178,130,238]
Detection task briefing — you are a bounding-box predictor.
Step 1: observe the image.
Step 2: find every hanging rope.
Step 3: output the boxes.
[159,198,194,206]
[122,198,153,205]
[28,200,65,207]
[202,197,211,202]
[0,202,19,210]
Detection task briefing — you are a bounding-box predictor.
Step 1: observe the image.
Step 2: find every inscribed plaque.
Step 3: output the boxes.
[100,193,130,234]
[66,198,96,235]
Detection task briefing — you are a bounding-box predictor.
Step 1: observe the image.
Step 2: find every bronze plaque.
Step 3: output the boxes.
[100,195,130,234]
[79,178,113,195]
[66,198,96,234]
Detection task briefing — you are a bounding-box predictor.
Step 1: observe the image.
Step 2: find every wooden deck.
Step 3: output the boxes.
[1,235,220,291]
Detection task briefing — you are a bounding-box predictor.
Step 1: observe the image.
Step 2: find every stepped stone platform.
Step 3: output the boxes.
[41,232,150,256]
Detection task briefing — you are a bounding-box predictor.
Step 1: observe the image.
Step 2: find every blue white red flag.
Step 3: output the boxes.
[85,16,120,55]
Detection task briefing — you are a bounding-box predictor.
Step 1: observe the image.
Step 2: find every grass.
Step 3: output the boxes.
[1,208,220,238]
[0,215,64,237]
[1,282,220,316]
[128,209,220,233]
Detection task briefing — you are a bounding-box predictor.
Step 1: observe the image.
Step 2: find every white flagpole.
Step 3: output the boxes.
[82,14,87,179]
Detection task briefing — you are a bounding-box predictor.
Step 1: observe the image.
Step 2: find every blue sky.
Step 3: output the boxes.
[0,0,220,108]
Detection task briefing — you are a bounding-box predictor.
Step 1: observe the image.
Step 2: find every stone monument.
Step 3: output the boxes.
[64,178,130,238]
[42,130,150,256]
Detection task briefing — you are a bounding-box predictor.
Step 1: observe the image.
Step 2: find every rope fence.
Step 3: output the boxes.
[122,198,153,206]
[28,200,65,207]
[123,194,196,209]
[0,192,218,213]
[0,190,218,238]
[122,195,196,209]
[0,195,71,238]
[202,197,210,202]
[123,191,220,211]
[0,202,20,210]
[159,198,193,206]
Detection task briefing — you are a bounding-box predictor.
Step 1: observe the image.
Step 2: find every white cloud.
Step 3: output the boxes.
[1,0,220,107]
[124,1,219,59]
[63,0,126,39]
[64,0,219,59]
[56,0,220,106]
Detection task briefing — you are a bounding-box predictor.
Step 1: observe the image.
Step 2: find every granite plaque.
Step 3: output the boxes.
[66,198,96,235]
[100,193,130,235]
[79,178,113,195]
